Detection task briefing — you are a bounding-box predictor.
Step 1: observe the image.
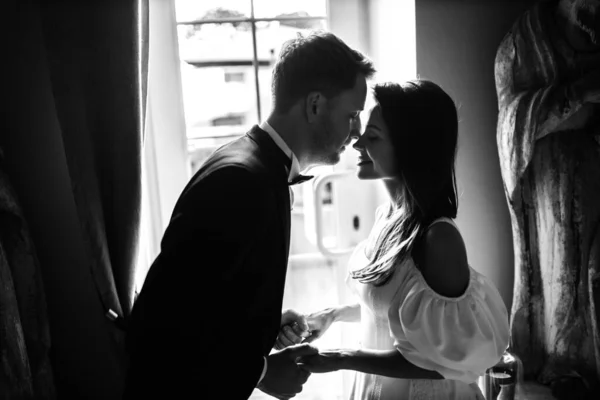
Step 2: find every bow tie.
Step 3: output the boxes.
[288,174,314,186]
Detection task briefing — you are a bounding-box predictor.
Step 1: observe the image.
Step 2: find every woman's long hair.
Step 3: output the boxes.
[351,80,459,286]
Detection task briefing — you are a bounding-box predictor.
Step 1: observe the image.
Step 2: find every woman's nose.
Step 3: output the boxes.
[353,135,364,150]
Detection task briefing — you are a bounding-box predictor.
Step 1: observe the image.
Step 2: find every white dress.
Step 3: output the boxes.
[346,211,510,400]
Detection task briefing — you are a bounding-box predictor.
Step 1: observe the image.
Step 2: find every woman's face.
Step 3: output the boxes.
[352,104,398,180]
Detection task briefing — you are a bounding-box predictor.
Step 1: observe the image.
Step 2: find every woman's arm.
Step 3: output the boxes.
[276,303,361,348]
[323,302,361,324]
[341,349,443,379]
[303,303,361,343]
[300,348,443,380]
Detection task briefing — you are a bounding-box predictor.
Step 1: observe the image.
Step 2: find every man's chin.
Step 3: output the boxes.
[323,152,341,165]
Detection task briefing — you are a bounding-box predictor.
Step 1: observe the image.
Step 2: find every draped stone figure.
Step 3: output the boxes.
[494,0,600,397]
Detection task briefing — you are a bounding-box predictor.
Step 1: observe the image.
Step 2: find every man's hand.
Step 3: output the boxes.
[275,308,337,350]
[258,343,318,400]
[275,309,311,350]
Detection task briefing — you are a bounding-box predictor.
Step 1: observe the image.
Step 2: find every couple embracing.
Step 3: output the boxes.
[123,31,509,400]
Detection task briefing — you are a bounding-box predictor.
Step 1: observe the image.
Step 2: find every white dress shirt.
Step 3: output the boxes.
[259,120,301,182]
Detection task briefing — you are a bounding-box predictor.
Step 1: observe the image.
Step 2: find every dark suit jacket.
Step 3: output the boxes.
[123,126,292,399]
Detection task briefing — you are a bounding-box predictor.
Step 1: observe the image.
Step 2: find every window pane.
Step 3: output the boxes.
[253,0,327,18]
[177,21,259,173]
[256,19,327,122]
[175,0,251,22]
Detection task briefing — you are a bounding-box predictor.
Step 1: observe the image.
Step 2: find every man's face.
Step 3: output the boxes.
[311,74,368,166]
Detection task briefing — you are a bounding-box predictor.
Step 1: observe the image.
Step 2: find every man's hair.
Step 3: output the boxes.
[271,30,376,113]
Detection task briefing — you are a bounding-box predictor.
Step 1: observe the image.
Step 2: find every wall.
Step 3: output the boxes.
[415,0,538,310]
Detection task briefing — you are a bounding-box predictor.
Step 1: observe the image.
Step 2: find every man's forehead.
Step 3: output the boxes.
[331,76,368,109]
[348,77,368,109]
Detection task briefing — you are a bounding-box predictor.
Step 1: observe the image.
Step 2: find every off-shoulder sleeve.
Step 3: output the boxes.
[389,267,510,383]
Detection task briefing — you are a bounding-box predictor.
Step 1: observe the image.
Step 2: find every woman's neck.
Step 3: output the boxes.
[382,179,403,207]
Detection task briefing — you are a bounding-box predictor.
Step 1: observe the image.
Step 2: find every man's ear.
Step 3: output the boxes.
[305,92,326,123]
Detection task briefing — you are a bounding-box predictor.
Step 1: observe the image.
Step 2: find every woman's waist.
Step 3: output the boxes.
[358,313,397,350]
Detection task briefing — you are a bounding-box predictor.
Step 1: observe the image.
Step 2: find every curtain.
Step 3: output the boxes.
[2,0,149,397]
[0,151,56,399]
[39,0,149,327]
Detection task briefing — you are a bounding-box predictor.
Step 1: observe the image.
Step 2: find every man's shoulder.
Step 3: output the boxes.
[214,134,263,167]
[197,135,267,178]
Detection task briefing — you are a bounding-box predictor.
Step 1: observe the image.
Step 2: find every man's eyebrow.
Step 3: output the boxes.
[366,124,381,131]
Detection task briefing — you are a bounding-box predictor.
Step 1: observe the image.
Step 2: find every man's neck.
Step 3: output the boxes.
[265,113,309,171]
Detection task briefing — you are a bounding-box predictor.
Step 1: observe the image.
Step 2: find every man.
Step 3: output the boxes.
[494,0,600,397]
[123,31,375,400]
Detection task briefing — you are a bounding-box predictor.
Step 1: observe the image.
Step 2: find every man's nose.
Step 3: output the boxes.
[353,135,364,150]
[349,118,362,140]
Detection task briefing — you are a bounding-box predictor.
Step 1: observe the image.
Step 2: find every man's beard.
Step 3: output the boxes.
[312,115,341,166]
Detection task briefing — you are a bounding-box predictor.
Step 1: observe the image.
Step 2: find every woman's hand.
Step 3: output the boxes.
[303,308,336,343]
[297,349,351,373]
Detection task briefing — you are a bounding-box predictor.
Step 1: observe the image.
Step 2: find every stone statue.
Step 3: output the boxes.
[494,0,600,397]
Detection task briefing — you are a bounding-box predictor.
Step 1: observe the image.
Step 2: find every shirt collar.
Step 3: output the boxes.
[259,120,300,182]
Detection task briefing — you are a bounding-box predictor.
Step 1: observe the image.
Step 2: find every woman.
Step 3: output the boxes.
[276,80,509,399]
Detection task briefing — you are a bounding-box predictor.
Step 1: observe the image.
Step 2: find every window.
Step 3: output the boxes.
[175,0,328,174]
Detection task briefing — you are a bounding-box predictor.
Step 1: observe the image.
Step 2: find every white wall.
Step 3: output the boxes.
[415,0,537,310]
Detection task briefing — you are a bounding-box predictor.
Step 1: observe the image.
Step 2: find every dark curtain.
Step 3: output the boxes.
[2,0,149,398]
[39,0,149,325]
[0,152,56,399]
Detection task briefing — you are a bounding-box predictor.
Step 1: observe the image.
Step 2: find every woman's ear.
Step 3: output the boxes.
[305,92,325,123]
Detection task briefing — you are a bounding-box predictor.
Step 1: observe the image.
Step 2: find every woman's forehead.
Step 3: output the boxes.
[367,104,383,121]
